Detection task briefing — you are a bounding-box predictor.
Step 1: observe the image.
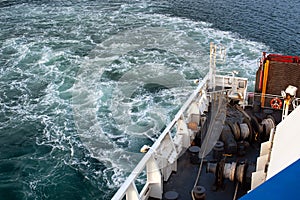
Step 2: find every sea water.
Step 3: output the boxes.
[0,0,299,199]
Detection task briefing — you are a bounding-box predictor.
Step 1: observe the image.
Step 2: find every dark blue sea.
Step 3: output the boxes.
[0,0,299,199]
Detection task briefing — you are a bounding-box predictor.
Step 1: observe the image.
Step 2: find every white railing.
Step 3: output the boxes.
[111,75,210,200]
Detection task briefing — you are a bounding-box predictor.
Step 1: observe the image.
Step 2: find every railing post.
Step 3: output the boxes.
[198,90,209,115]
[176,119,191,148]
[209,42,217,90]
[147,155,163,199]
[188,102,200,125]
[126,183,139,200]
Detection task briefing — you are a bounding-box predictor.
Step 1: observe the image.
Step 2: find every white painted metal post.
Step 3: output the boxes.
[187,102,200,124]
[209,43,216,90]
[146,155,163,199]
[126,183,139,200]
[176,119,191,149]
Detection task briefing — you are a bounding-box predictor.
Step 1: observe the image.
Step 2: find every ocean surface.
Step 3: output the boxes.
[0,0,299,199]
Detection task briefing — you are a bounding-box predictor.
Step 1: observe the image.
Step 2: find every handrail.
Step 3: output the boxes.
[111,74,209,200]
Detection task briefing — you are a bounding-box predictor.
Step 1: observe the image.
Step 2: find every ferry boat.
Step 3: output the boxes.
[111,43,300,200]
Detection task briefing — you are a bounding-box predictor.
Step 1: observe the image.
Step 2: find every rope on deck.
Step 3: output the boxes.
[191,91,227,199]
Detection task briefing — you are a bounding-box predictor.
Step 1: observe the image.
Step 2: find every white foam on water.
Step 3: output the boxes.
[69,2,271,189]
[0,1,271,197]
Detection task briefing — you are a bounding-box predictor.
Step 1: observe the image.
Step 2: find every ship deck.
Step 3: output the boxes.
[159,143,260,200]
[150,102,273,200]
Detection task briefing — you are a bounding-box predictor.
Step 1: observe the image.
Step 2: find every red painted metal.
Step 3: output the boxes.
[266,54,300,63]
